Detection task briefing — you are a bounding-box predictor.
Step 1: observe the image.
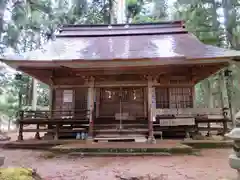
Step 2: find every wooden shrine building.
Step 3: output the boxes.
[2,21,240,142]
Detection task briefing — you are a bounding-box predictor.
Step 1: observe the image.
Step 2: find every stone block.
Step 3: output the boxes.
[0,156,5,166]
[42,133,54,140]
[147,136,156,144]
[134,137,147,143]
[229,154,240,170]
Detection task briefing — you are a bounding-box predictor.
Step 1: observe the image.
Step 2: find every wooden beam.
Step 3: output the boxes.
[18,68,52,85]
[58,58,229,70]
[52,82,194,89]
[191,64,227,84]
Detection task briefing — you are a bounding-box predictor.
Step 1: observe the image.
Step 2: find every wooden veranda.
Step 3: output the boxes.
[2,21,240,142]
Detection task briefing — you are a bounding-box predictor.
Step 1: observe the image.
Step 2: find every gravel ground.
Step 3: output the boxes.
[0,148,237,180]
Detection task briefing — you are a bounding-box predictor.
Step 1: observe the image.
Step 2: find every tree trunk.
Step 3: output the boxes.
[153,0,167,19]
[31,79,38,110]
[7,119,10,132]
[18,91,22,110]
[26,77,32,105]
[222,0,237,48]
[0,0,7,39]
[108,0,114,24]
[116,0,126,23]
[211,0,221,46]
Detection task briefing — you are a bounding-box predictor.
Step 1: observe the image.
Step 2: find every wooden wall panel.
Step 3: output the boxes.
[156,88,169,109]
[54,89,63,111]
[156,86,193,109]
[53,88,74,117]
[53,88,88,117]
[54,77,85,85]
[74,88,88,110]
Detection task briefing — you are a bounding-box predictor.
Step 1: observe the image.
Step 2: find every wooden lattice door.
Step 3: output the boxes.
[121,87,144,117]
[169,87,193,108]
[99,87,145,118]
[156,87,193,109]
[99,88,120,117]
[74,88,88,117]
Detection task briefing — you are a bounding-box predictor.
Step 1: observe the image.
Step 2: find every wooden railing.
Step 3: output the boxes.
[20,109,90,120]
[17,109,91,141]
[153,108,231,135]
[154,108,229,117]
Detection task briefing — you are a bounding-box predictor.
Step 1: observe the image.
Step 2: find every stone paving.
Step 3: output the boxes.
[0,148,237,180]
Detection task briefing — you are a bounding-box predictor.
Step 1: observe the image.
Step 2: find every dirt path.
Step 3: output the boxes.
[0,148,236,180]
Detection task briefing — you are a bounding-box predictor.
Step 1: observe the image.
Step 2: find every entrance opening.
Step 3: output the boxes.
[99,87,145,120]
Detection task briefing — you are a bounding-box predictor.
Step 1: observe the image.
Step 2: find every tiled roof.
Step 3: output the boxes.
[2,21,240,62]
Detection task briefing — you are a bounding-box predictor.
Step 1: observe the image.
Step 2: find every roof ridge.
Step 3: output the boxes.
[61,20,184,28]
[56,30,188,38]
[60,24,184,32]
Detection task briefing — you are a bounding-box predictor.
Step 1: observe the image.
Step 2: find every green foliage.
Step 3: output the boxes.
[0,0,107,123]
[0,168,43,180]
[132,15,158,23]
[173,0,240,111]
[126,0,143,22]
[1,0,240,124]
[152,0,167,19]
[173,0,224,46]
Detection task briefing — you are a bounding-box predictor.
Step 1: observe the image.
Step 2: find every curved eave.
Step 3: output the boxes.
[0,56,232,72]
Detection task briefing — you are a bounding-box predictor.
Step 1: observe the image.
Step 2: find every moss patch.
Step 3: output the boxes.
[51,144,194,155]
[181,140,233,149]
[0,168,42,180]
[39,152,57,159]
[68,152,172,157]
[3,140,85,150]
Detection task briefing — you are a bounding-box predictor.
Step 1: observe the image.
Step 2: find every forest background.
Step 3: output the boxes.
[0,0,239,129]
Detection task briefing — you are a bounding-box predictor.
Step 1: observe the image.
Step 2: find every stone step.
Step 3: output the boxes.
[68,152,171,157]
[94,134,147,142]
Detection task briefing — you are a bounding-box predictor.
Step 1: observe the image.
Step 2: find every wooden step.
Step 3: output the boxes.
[94,124,147,130]
[94,124,147,127]
[95,128,148,133]
[96,134,146,138]
[72,124,89,128]
[94,118,148,124]
[94,134,147,142]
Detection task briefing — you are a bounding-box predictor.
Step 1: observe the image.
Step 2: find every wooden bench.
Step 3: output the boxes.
[194,108,230,135]
[17,110,90,141]
[153,108,230,136]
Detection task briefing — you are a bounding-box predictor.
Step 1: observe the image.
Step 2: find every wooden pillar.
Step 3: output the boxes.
[35,124,41,140]
[31,79,38,111]
[88,76,95,139]
[30,79,40,140]
[54,124,59,140]
[147,75,156,143]
[49,75,55,133]
[48,87,54,130]
[96,88,100,118]
[143,87,147,118]
[192,86,196,108]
